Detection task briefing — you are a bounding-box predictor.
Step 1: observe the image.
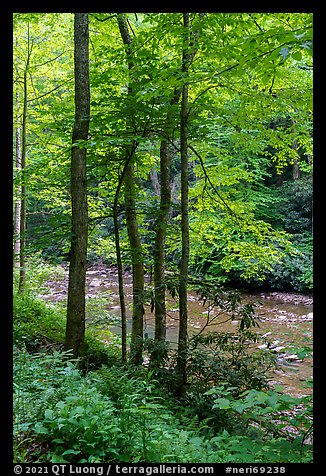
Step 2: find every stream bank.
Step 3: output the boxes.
[41,264,313,397]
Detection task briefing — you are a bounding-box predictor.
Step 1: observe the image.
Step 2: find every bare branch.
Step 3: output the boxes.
[187,144,237,217]
[30,51,68,69]
[27,79,73,102]
[90,14,117,22]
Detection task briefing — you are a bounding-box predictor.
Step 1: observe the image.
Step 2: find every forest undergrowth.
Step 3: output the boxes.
[13,260,313,464]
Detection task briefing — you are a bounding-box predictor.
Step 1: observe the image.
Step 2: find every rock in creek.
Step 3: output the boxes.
[89,278,102,287]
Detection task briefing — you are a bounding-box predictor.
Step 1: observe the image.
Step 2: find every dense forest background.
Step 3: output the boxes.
[13,12,313,465]
[13,12,313,293]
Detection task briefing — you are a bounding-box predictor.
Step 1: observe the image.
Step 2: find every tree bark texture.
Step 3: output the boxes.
[14,108,22,268]
[175,12,200,393]
[113,198,127,364]
[124,156,145,365]
[14,39,21,269]
[153,140,173,343]
[113,154,135,364]
[153,87,181,350]
[292,140,300,180]
[18,28,31,294]
[65,13,90,359]
[117,13,145,365]
[175,84,190,391]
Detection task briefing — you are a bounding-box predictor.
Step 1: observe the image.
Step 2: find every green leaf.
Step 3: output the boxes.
[62,449,81,456]
[292,51,302,61]
[231,402,247,414]
[34,422,49,434]
[189,436,203,447]
[212,397,231,410]
[44,409,54,419]
[70,405,85,416]
[50,454,69,463]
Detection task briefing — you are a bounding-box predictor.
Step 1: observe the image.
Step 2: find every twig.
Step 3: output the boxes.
[188,144,238,217]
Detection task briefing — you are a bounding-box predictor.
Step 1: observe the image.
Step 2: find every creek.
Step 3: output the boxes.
[42,265,313,397]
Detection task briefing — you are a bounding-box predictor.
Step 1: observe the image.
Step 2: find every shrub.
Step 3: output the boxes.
[81,332,121,372]
[14,348,127,463]
[205,384,313,462]
[14,252,66,295]
[266,240,313,292]
[14,347,312,464]
[13,349,201,463]
[13,292,66,350]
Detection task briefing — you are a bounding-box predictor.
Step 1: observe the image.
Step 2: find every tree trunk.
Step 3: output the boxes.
[113,200,127,364]
[175,86,189,392]
[149,167,160,196]
[153,140,172,343]
[175,12,201,394]
[18,28,31,294]
[124,156,144,365]
[14,105,21,268]
[152,87,181,360]
[65,13,90,359]
[14,38,21,269]
[113,157,134,364]
[292,140,300,180]
[117,13,145,365]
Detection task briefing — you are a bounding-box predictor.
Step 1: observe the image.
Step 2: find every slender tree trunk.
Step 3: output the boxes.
[18,28,31,294]
[19,79,27,293]
[175,12,200,394]
[117,13,145,365]
[175,84,190,393]
[152,88,181,359]
[124,156,144,365]
[113,156,134,364]
[14,38,21,269]
[65,13,90,359]
[153,140,172,343]
[149,167,160,196]
[292,139,300,180]
[113,199,127,364]
[14,104,22,268]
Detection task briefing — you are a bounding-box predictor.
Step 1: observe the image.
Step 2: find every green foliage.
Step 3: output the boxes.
[180,327,278,434]
[14,252,66,295]
[13,292,66,350]
[87,235,119,265]
[13,12,312,292]
[14,270,311,462]
[143,335,171,374]
[13,349,203,462]
[81,332,121,372]
[14,348,122,463]
[266,244,313,292]
[260,177,313,291]
[189,198,312,291]
[13,12,313,464]
[34,389,122,463]
[14,347,312,463]
[14,347,76,461]
[277,178,312,234]
[187,150,297,284]
[205,384,313,462]
[188,329,275,391]
[206,431,312,463]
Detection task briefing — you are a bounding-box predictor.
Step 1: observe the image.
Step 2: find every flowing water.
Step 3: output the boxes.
[42,265,313,397]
